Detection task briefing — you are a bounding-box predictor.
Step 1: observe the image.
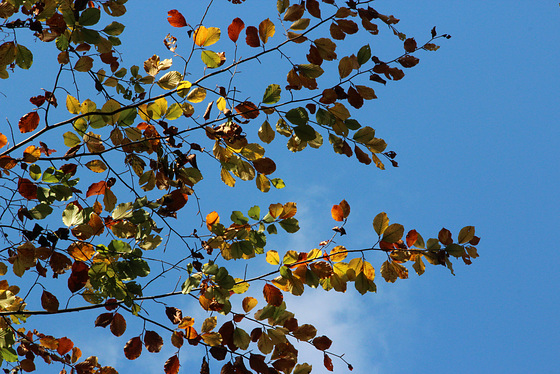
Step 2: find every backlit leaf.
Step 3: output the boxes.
[266,250,280,265]
[74,56,93,72]
[193,26,221,47]
[167,10,187,27]
[458,226,475,244]
[15,44,33,69]
[263,283,283,306]
[242,297,258,313]
[228,18,245,42]
[18,111,39,133]
[235,101,260,119]
[124,337,142,360]
[164,355,180,374]
[246,26,260,47]
[263,84,281,105]
[373,212,389,236]
[187,87,206,103]
[331,205,344,221]
[110,313,126,337]
[259,18,275,43]
[41,290,59,312]
[382,223,404,243]
[144,330,163,353]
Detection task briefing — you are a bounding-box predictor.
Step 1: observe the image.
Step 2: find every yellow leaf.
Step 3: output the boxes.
[66,95,80,114]
[307,248,322,260]
[280,202,297,219]
[220,167,235,187]
[201,332,222,347]
[362,260,375,280]
[258,18,275,44]
[201,317,217,333]
[206,211,220,231]
[178,316,195,329]
[373,212,389,236]
[329,246,347,262]
[216,97,226,112]
[380,260,397,283]
[85,160,107,173]
[232,278,250,294]
[256,173,270,192]
[186,87,206,103]
[177,80,192,98]
[266,250,280,265]
[193,26,221,47]
[268,203,283,218]
[242,296,258,313]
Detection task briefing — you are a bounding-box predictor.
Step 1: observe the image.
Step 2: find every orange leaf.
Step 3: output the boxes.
[164,355,180,374]
[206,211,220,231]
[167,10,187,27]
[41,290,59,313]
[0,156,17,169]
[18,178,37,200]
[23,145,41,163]
[324,353,334,372]
[331,205,344,221]
[68,261,89,293]
[263,284,283,306]
[280,202,297,219]
[18,111,40,133]
[110,312,127,337]
[245,26,260,47]
[406,229,418,248]
[0,132,7,149]
[67,242,96,262]
[124,336,142,360]
[57,337,74,356]
[234,101,260,119]
[338,199,350,219]
[86,181,107,198]
[228,17,245,43]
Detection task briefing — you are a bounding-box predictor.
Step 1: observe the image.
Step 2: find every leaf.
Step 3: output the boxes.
[382,223,404,243]
[258,18,275,43]
[262,84,281,105]
[18,178,37,200]
[18,111,40,133]
[68,242,95,261]
[324,353,334,371]
[258,121,275,143]
[144,330,163,353]
[79,8,101,26]
[297,64,324,79]
[110,313,126,337]
[246,26,260,47]
[15,44,33,69]
[167,10,187,27]
[406,229,418,248]
[438,228,453,245]
[380,260,397,283]
[266,250,280,265]
[458,226,475,244]
[338,56,354,79]
[157,71,183,90]
[404,38,417,52]
[86,181,106,198]
[74,56,93,72]
[242,297,258,313]
[312,336,332,351]
[202,317,217,333]
[228,18,245,42]
[373,212,389,236]
[398,55,419,68]
[235,101,260,119]
[263,284,283,306]
[41,290,59,312]
[164,355,180,374]
[331,205,344,221]
[186,87,206,103]
[193,26,221,47]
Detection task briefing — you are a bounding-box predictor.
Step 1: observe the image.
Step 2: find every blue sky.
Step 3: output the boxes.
[1,1,558,373]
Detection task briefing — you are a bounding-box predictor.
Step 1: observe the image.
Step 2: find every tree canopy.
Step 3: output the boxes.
[0,1,479,373]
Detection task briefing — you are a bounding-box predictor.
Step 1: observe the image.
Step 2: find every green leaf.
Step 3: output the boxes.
[55,35,69,51]
[258,120,275,143]
[382,223,404,243]
[112,202,133,220]
[15,44,33,69]
[316,108,335,126]
[248,206,261,220]
[294,124,316,141]
[353,126,375,143]
[279,217,300,233]
[357,44,371,66]
[79,8,101,27]
[285,107,309,126]
[231,211,249,225]
[28,204,53,220]
[271,178,285,189]
[373,212,389,236]
[297,64,324,79]
[262,84,281,104]
[201,50,221,68]
[62,204,83,226]
[103,21,125,36]
[233,328,251,350]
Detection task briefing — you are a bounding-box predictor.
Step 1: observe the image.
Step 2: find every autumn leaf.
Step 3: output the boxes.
[86,181,107,198]
[246,26,260,47]
[0,132,7,149]
[18,111,39,133]
[164,355,180,374]
[194,26,221,47]
[312,335,332,351]
[324,353,334,371]
[57,337,74,356]
[110,313,127,337]
[41,290,59,313]
[124,337,142,360]
[235,101,260,119]
[263,283,283,306]
[331,205,344,221]
[144,330,164,353]
[258,18,275,44]
[167,10,187,27]
[228,18,245,42]
[18,178,37,200]
[242,297,258,313]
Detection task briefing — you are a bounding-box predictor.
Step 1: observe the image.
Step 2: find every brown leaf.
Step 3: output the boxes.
[263,284,283,306]
[95,312,114,328]
[67,261,89,293]
[406,230,418,248]
[18,111,40,133]
[110,312,127,337]
[354,145,371,165]
[50,252,72,274]
[249,354,269,374]
[283,4,305,21]
[306,0,321,18]
[312,335,332,350]
[17,178,37,200]
[124,336,142,360]
[23,145,40,163]
[336,19,358,34]
[330,22,345,40]
[228,17,245,43]
[252,157,276,175]
[235,101,260,119]
[171,331,184,349]
[167,10,187,27]
[245,26,260,47]
[164,355,180,374]
[30,95,46,107]
[403,38,417,52]
[41,290,59,313]
[347,86,363,109]
[165,306,183,324]
[144,330,164,353]
[398,55,419,68]
[438,228,453,245]
[86,181,107,198]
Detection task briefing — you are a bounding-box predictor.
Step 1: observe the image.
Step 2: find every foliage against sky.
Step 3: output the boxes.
[0,1,481,373]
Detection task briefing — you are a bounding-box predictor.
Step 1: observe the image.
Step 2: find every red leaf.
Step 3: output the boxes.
[41,290,59,313]
[163,189,189,211]
[234,101,260,119]
[124,336,142,360]
[67,261,89,293]
[263,284,283,306]
[86,181,107,198]
[312,335,332,350]
[406,229,418,248]
[18,111,40,133]
[61,163,78,176]
[57,337,74,356]
[30,95,46,107]
[245,26,260,47]
[17,178,37,200]
[167,10,187,27]
[144,330,164,353]
[164,355,180,374]
[324,353,334,371]
[105,298,118,311]
[228,18,245,43]
[438,228,453,245]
